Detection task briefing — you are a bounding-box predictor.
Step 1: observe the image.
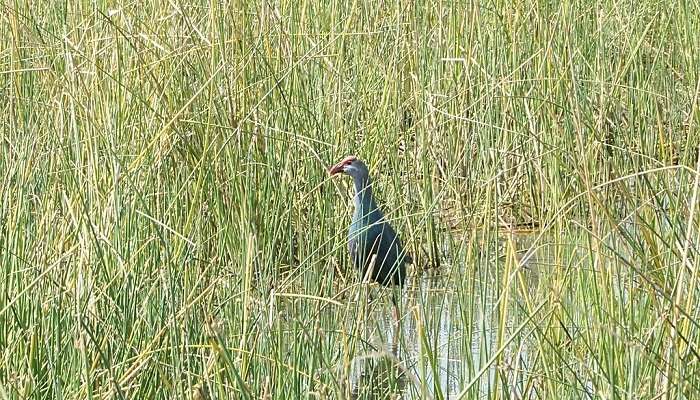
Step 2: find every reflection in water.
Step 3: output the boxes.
[348,273,470,399]
[401,273,466,399]
[347,267,532,399]
[349,351,406,399]
[344,232,581,398]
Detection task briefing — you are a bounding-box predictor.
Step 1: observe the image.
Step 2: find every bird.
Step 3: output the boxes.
[328,155,412,292]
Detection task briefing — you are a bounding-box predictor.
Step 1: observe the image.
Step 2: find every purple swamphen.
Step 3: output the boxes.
[328,155,412,289]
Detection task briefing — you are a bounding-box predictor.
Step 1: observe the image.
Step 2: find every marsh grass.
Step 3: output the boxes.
[2,0,700,398]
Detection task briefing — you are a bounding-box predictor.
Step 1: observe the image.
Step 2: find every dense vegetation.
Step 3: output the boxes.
[2,0,699,398]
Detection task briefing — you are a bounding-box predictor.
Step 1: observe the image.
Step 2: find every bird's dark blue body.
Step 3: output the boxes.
[344,167,410,287]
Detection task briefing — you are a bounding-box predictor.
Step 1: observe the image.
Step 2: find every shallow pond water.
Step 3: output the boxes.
[346,233,546,399]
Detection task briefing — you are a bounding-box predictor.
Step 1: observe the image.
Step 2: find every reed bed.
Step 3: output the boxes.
[1,0,699,398]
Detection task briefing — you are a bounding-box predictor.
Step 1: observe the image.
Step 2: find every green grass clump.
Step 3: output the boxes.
[1,0,699,398]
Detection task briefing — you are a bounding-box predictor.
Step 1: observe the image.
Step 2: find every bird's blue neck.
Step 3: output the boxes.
[353,176,378,216]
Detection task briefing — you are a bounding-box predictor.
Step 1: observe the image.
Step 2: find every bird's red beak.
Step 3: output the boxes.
[328,155,358,176]
[328,162,346,176]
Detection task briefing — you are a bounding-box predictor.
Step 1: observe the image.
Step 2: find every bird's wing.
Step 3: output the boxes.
[376,221,412,264]
[350,226,381,271]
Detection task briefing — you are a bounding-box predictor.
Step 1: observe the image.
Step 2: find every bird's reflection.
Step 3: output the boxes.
[345,284,407,399]
[348,273,462,399]
[349,350,406,399]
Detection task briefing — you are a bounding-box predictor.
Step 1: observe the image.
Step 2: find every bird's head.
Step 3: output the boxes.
[328,155,369,180]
